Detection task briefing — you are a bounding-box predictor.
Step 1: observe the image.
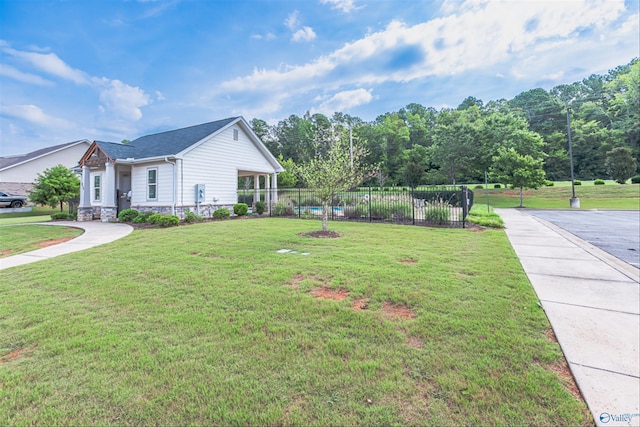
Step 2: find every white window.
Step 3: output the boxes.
[233,129,239,140]
[93,175,101,201]
[147,168,157,200]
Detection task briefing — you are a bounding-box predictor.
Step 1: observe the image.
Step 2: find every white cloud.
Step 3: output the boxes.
[251,32,276,40]
[94,78,150,121]
[321,0,363,14]
[2,104,74,129]
[285,11,300,31]
[285,10,316,42]
[292,26,316,42]
[2,47,88,84]
[217,0,632,117]
[315,88,373,115]
[0,64,54,86]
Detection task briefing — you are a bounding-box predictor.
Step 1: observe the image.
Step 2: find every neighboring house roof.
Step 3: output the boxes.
[0,140,90,171]
[81,116,283,171]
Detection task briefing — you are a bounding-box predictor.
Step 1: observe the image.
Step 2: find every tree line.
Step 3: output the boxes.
[251,58,639,187]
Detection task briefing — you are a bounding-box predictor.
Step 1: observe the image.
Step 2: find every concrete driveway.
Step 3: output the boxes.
[526,210,640,269]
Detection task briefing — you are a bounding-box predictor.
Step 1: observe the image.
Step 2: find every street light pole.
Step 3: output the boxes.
[566,106,580,208]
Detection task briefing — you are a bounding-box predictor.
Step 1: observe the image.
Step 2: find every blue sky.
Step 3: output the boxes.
[1,0,638,156]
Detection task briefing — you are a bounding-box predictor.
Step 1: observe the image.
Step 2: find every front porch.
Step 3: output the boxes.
[237,171,278,213]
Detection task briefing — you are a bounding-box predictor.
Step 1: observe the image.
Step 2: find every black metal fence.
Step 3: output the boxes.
[238,186,474,228]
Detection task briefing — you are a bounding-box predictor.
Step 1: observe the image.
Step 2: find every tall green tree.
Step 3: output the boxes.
[29,165,80,212]
[294,137,375,232]
[605,147,636,184]
[490,148,546,207]
[277,155,298,188]
[430,108,483,184]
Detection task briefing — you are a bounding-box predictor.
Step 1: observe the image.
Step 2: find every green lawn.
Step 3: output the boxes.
[0,219,591,426]
[0,206,59,225]
[473,182,639,209]
[0,224,83,257]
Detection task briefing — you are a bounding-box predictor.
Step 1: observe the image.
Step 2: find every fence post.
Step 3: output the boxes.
[298,187,301,218]
[368,186,372,222]
[461,186,468,228]
[411,186,415,225]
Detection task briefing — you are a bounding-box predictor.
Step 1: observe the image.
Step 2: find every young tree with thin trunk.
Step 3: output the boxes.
[29,165,80,212]
[294,137,375,232]
[490,148,546,208]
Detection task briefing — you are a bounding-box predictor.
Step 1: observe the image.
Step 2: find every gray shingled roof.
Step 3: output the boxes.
[96,117,239,160]
[0,140,89,170]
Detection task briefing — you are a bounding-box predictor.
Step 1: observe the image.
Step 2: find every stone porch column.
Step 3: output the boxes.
[101,161,117,222]
[77,165,93,221]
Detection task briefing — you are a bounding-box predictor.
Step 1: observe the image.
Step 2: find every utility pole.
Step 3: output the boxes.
[566,106,580,208]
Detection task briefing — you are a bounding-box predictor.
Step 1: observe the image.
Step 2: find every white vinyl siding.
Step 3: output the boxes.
[131,163,173,206]
[180,125,276,205]
[0,142,90,184]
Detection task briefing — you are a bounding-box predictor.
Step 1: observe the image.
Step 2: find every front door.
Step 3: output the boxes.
[117,170,132,213]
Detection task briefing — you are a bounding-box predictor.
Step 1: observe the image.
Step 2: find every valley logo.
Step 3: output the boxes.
[599,412,640,424]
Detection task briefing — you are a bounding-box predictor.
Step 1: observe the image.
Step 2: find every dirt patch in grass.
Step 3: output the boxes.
[0,345,37,364]
[406,336,424,349]
[544,327,585,402]
[382,302,417,320]
[352,298,370,311]
[288,274,324,289]
[300,230,341,238]
[549,359,583,401]
[398,259,417,265]
[38,237,75,248]
[1,249,11,257]
[310,287,349,300]
[288,274,307,289]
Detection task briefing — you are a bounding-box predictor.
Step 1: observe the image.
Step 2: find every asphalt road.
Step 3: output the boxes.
[526,210,640,269]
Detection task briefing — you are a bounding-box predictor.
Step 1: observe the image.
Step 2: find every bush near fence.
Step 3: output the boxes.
[240,186,473,228]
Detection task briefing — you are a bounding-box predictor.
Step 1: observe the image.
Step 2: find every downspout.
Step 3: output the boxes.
[164,157,176,216]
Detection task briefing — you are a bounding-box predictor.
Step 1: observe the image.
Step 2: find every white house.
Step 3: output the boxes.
[77,117,284,222]
[0,140,91,196]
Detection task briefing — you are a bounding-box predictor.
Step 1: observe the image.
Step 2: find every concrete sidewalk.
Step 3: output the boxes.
[0,221,133,270]
[497,209,640,427]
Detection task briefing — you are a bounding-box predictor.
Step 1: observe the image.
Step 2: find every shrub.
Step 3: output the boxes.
[424,199,451,225]
[631,175,640,184]
[299,195,321,206]
[594,179,605,185]
[213,208,230,219]
[343,203,368,219]
[51,212,74,220]
[255,201,266,215]
[118,208,139,222]
[545,180,554,187]
[494,184,502,189]
[574,180,582,186]
[133,212,153,223]
[148,214,179,227]
[183,209,202,224]
[273,199,295,216]
[234,203,249,216]
[474,185,483,189]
